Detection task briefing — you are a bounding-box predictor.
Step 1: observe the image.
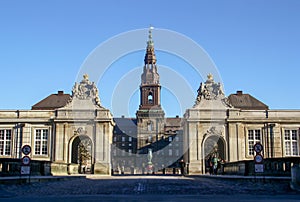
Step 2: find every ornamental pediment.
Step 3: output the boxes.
[193,74,232,109]
[72,74,101,106]
[62,74,103,110]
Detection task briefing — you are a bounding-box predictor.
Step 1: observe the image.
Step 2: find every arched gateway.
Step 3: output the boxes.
[51,75,114,175]
[183,74,232,174]
[71,135,93,173]
[203,134,225,174]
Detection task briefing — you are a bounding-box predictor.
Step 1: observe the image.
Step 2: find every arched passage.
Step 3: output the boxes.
[203,135,225,174]
[71,135,93,173]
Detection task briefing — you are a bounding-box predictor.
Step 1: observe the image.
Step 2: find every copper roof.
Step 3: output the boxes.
[228,91,269,110]
[31,91,71,110]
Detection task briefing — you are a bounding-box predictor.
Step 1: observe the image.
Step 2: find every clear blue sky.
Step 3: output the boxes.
[0,0,300,117]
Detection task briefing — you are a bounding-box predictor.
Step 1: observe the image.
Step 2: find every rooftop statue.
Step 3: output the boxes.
[71,74,101,107]
[194,74,232,108]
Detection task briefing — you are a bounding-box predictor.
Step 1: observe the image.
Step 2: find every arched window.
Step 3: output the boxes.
[148,92,153,104]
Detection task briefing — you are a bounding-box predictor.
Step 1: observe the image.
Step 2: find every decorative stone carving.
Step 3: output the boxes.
[206,126,223,136]
[221,97,233,108]
[74,127,87,137]
[197,74,224,100]
[71,74,101,107]
[194,74,232,108]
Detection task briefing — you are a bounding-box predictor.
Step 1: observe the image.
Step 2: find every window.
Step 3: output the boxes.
[168,149,172,156]
[113,136,117,142]
[148,92,153,104]
[121,136,126,142]
[147,122,153,131]
[35,129,48,155]
[168,136,172,142]
[0,129,12,156]
[128,136,132,142]
[248,129,261,155]
[175,136,179,142]
[284,130,299,156]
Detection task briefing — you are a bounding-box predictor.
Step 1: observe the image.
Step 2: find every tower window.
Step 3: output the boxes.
[147,122,153,131]
[148,92,153,104]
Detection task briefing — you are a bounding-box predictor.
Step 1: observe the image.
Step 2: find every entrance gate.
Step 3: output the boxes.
[203,135,225,174]
[71,135,93,174]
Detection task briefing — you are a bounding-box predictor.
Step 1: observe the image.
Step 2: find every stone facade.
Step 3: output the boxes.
[184,74,300,174]
[1,29,300,176]
[0,75,114,175]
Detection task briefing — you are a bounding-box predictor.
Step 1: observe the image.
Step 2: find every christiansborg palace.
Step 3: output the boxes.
[1,29,300,176]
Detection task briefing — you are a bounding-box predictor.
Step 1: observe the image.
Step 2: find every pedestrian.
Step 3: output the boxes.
[207,156,213,175]
[211,154,218,175]
[180,159,185,176]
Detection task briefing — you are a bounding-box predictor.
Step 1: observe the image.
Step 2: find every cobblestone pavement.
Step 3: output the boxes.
[0,175,299,199]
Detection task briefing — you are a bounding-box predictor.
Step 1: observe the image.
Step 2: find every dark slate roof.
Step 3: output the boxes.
[113,117,137,135]
[228,91,269,110]
[31,91,71,110]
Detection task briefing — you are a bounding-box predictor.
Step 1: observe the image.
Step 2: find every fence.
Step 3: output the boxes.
[0,158,51,176]
[223,157,300,176]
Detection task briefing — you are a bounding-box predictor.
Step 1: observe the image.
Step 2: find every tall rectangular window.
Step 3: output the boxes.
[284,130,299,156]
[35,129,48,155]
[0,129,12,156]
[248,129,261,155]
[147,122,153,131]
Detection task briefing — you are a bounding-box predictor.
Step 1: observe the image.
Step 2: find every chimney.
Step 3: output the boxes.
[58,91,64,95]
[236,91,243,96]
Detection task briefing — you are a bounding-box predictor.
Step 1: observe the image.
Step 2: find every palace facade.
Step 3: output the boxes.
[1,29,299,175]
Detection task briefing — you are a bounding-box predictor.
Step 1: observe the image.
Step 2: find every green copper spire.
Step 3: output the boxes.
[147,26,154,47]
[144,26,156,65]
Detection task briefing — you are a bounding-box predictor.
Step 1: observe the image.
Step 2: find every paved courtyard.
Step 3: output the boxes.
[0,175,299,201]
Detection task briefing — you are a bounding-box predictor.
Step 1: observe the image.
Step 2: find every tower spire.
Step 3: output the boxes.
[144,26,157,65]
[147,26,154,47]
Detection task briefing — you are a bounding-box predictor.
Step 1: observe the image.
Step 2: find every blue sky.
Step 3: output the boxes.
[0,0,300,117]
